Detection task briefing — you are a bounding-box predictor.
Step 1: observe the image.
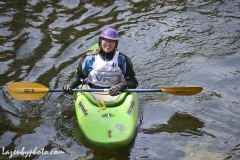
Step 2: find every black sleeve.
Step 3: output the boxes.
[68,55,88,89]
[120,52,138,88]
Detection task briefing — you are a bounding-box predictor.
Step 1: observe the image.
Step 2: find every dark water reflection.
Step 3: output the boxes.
[142,113,214,137]
[1,0,240,159]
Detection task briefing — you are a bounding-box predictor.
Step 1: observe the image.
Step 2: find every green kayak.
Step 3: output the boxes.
[73,44,139,150]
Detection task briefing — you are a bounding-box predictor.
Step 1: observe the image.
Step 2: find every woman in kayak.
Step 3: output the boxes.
[63,27,138,96]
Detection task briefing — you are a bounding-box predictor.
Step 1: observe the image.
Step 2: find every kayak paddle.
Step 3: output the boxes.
[7,82,203,100]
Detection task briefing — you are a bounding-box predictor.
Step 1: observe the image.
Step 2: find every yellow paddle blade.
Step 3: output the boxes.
[161,87,203,96]
[7,82,49,100]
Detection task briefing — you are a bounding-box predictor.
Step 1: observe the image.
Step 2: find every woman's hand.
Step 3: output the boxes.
[109,83,127,96]
[63,85,73,94]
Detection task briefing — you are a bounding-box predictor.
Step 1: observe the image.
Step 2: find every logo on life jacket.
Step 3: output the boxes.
[95,74,121,82]
[111,63,117,68]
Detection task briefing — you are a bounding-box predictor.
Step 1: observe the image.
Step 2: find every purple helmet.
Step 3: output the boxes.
[99,28,119,48]
[99,28,118,41]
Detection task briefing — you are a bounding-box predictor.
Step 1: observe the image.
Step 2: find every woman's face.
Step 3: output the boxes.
[101,38,116,53]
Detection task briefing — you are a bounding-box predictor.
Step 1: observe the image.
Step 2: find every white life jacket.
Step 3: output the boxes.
[88,51,125,87]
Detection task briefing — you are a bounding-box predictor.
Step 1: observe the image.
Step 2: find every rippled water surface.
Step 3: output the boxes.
[1,0,240,159]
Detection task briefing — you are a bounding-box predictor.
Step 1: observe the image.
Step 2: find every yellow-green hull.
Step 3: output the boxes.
[74,91,138,150]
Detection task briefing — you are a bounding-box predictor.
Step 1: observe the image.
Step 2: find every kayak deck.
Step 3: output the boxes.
[74,90,138,150]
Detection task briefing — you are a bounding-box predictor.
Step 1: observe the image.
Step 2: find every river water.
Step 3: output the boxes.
[1,0,240,159]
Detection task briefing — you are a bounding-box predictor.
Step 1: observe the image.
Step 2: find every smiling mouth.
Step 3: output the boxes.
[104,46,111,50]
